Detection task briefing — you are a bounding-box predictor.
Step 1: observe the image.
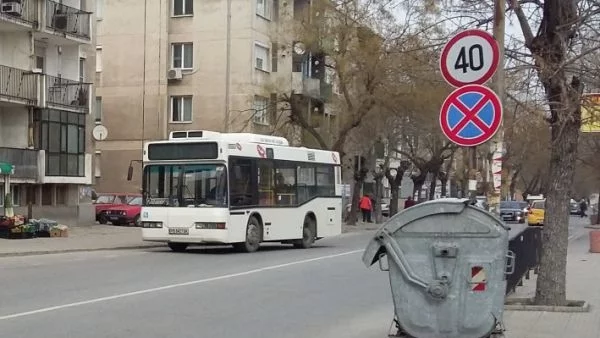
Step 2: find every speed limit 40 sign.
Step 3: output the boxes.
[440,29,500,88]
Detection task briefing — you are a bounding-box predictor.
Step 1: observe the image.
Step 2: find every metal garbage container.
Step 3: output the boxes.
[363,198,514,338]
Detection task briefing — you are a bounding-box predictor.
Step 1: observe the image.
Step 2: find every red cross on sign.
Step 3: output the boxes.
[439,84,502,147]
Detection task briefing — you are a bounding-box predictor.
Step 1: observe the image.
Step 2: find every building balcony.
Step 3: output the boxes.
[0,148,92,184]
[0,0,39,30]
[0,147,39,181]
[291,72,332,102]
[44,74,90,112]
[0,64,38,106]
[44,0,91,42]
[1,1,91,43]
[0,64,90,112]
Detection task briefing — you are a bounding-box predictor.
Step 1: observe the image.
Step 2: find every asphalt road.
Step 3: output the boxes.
[0,231,395,338]
[0,216,590,338]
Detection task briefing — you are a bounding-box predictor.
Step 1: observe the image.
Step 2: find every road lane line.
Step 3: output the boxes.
[0,249,364,321]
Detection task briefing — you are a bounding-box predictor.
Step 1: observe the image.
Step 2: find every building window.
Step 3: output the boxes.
[171,96,192,123]
[0,185,20,207]
[94,152,101,177]
[173,0,193,16]
[253,96,269,125]
[95,97,102,122]
[254,43,269,72]
[172,43,193,69]
[96,0,104,20]
[256,0,270,19]
[96,46,102,72]
[272,0,279,21]
[271,44,278,72]
[34,109,86,177]
[79,57,85,82]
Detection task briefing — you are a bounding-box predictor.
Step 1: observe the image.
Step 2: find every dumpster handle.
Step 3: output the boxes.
[505,250,516,275]
[377,230,429,289]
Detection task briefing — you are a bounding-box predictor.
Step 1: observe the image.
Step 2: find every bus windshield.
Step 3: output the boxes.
[142,164,227,207]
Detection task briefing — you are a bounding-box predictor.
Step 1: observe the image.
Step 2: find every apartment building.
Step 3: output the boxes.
[0,0,96,210]
[95,0,335,193]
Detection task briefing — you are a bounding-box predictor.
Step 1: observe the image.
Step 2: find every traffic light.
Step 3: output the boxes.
[354,156,366,172]
[310,53,325,79]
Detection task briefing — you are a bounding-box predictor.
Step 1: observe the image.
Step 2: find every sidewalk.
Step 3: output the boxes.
[504,229,600,338]
[342,221,382,233]
[0,222,377,257]
[0,225,162,257]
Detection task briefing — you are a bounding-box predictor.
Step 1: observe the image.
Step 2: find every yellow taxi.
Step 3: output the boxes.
[527,199,545,226]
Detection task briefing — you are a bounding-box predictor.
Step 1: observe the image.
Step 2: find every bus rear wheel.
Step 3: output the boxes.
[294,215,316,249]
[168,243,188,252]
[233,216,262,253]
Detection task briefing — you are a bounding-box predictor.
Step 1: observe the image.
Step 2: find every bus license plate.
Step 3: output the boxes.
[169,228,189,235]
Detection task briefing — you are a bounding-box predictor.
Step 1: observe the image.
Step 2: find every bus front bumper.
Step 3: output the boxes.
[142,227,230,244]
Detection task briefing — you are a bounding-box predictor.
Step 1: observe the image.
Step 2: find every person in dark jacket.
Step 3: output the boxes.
[404,196,416,209]
[580,198,588,217]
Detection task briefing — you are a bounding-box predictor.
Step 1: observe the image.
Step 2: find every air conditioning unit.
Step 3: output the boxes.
[53,10,68,30]
[167,68,183,80]
[1,2,23,17]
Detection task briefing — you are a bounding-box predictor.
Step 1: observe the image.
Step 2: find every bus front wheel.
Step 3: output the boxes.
[294,215,316,249]
[233,216,262,253]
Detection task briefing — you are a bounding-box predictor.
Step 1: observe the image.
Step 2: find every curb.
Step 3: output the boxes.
[505,298,590,313]
[0,244,165,258]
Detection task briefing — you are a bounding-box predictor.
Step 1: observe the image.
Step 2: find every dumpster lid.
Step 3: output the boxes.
[362,198,508,267]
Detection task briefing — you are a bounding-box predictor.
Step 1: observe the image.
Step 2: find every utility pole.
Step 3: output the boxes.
[223,0,232,132]
[492,0,506,201]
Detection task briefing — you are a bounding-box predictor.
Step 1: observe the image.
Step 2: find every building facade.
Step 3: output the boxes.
[95,0,334,193]
[0,0,97,209]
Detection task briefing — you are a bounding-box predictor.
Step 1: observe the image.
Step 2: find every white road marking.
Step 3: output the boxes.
[0,249,364,321]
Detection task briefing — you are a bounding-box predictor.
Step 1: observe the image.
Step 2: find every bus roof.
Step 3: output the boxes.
[144,130,340,165]
[168,130,289,146]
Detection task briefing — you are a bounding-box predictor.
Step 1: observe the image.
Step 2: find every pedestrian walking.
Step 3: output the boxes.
[359,194,373,223]
[580,198,588,217]
[404,196,416,209]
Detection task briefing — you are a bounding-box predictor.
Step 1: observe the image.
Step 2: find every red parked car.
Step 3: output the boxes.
[94,193,141,224]
[101,196,143,226]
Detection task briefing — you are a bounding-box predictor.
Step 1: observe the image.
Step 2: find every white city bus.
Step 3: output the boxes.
[128,130,343,253]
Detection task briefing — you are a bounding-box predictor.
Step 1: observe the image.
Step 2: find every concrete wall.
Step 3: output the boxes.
[0,32,30,69]
[0,106,29,148]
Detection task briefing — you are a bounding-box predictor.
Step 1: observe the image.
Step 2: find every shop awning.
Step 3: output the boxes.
[0,162,14,175]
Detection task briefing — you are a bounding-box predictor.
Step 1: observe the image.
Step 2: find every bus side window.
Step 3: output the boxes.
[229,158,255,207]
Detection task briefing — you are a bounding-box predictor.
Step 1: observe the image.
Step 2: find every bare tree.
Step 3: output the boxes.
[436,0,600,306]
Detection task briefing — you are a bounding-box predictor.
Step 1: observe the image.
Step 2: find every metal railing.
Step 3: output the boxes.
[45,75,90,111]
[45,0,91,40]
[0,64,37,105]
[505,226,542,295]
[0,147,39,180]
[0,0,39,26]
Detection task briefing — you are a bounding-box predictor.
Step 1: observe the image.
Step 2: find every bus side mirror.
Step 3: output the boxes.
[127,165,134,181]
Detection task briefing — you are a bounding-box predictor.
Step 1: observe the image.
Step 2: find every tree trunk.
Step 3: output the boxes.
[385,162,410,217]
[374,175,384,224]
[509,169,520,200]
[534,110,581,306]
[428,174,437,200]
[389,184,399,216]
[412,172,426,201]
[440,178,448,197]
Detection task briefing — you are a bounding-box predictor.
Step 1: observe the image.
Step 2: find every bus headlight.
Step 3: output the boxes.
[143,221,163,228]
[195,222,226,230]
